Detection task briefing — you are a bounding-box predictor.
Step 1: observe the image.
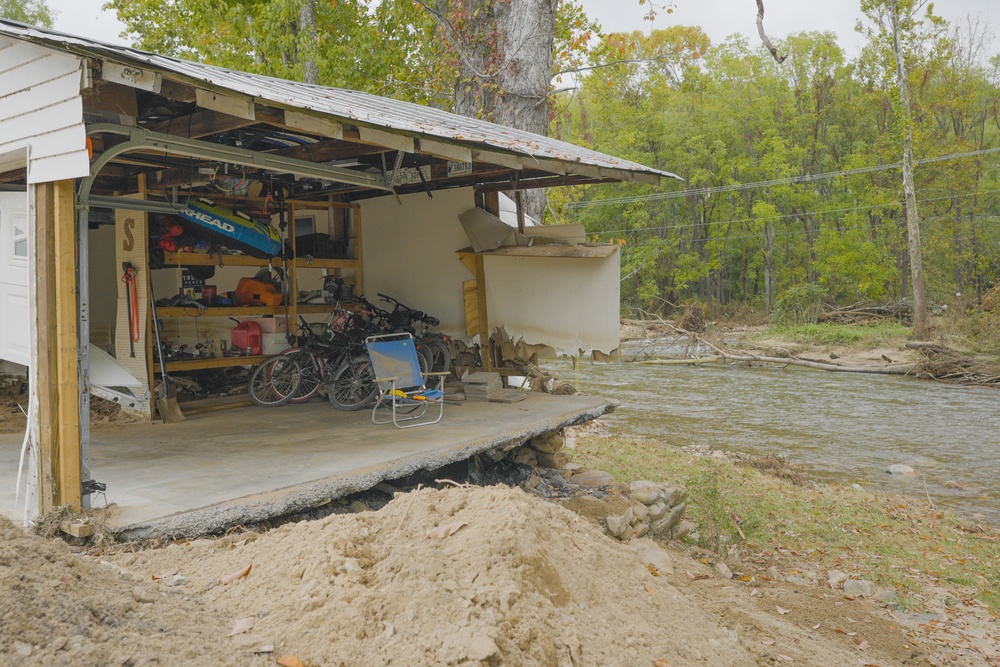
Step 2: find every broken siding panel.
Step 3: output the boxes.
[483,251,621,356]
[0,37,87,184]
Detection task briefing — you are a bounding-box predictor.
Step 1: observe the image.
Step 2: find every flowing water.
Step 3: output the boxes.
[544,344,1000,525]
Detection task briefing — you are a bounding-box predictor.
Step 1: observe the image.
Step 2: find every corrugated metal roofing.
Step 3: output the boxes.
[0,19,680,184]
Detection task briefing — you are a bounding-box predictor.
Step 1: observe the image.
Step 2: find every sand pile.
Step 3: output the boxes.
[110,485,754,666]
[0,516,270,667]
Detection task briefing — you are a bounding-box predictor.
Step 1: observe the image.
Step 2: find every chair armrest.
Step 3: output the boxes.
[423,372,451,377]
[374,376,399,383]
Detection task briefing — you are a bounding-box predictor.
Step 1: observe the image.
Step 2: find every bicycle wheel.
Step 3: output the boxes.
[328,355,378,411]
[422,337,451,374]
[282,348,326,403]
[248,355,301,407]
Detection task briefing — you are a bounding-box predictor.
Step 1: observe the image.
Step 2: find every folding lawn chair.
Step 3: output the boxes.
[366,333,449,428]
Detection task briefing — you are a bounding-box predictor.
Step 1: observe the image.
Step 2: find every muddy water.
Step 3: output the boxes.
[545,348,1000,525]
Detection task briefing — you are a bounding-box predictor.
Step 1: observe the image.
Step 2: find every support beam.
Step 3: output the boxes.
[35,181,82,513]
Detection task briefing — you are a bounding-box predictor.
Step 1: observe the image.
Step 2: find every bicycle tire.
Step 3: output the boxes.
[328,355,378,411]
[281,348,326,403]
[422,337,451,374]
[248,355,301,407]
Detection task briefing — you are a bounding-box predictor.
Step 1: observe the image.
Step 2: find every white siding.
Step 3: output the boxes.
[0,36,88,184]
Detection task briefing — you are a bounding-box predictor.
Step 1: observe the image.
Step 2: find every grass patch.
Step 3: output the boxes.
[765,321,911,347]
[574,434,1000,611]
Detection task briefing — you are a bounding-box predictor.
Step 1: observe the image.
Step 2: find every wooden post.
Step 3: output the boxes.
[35,180,82,513]
[474,254,491,371]
[353,205,363,297]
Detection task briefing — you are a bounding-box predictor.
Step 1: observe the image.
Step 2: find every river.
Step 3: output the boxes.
[544,346,1000,526]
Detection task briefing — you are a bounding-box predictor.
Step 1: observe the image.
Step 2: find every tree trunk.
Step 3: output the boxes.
[298,0,319,85]
[890,0,930,338]
[452,0,557,222]
[764,220,776,313]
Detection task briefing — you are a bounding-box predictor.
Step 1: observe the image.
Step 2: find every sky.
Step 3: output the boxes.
[48,0,998,58]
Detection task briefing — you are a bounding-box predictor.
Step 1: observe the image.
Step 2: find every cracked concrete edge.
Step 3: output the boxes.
[112,399,615,540]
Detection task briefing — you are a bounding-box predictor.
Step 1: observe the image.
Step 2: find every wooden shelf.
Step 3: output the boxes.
[157,303,349,318]
[158,355,269,373]
[163,251,358,270]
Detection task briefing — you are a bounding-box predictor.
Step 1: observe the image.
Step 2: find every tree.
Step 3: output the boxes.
[859,0,947,339]
[0,0,55,27]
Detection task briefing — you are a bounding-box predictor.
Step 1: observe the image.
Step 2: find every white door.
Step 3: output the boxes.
[0,191,30,366]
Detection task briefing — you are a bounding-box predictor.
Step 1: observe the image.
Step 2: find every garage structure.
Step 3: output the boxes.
[0,20,679,521]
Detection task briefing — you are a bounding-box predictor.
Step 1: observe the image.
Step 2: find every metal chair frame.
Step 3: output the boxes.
[366,333,448,428]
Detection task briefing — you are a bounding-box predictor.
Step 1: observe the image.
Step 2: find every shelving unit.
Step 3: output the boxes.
[150,200,363,379]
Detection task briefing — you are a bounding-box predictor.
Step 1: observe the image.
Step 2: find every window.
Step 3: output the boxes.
[12,213,27,258]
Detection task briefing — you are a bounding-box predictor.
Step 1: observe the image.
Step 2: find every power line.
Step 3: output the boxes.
[584,188,1000,238]
[566,146,1000,210]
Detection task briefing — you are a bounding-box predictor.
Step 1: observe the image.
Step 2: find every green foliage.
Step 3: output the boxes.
[0,0,55,26]
[769,321,911,346]
[771,283,827,325]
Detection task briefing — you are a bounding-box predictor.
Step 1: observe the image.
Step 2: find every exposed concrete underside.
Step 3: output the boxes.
[0,393,613,539]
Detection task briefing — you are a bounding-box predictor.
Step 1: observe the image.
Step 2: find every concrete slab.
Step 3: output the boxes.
[0,392,612,538]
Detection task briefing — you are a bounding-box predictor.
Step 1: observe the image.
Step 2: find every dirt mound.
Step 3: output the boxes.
[0,516,270,667]
[110,485,754,666]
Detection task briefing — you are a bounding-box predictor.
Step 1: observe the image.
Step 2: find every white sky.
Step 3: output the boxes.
[48,0,998,58]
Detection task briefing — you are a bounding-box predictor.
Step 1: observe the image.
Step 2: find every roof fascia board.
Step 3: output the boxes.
[283,109,343,140]
[416,138,472,163]
[357,125,414,153]
[472,149,521,170]
[195,88,255,121]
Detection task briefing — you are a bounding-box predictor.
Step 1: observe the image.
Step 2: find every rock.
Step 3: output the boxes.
[886,464,916,475]
[559,463,583,475]
[716,561,733,579]
[843,579,878,597]
[826,569,848,588]
[537,450,572,468]
[647,501,668,522]
[606,509,633,538]
[629,538,674,576]
[513,448,537,466]
[14,640,32,657]
[650,502,685,536]
[170,575,187,587]
[631,503,649,523]
[572,470,614,488]
[628,481,662,505]
[877,590,901,606]
[531,432,565,454]
[349,500,370,513]
[132,585,158,603]
[522,474,541,490]
[661,486,686,507]
[634,522,650,538]
[672,520,695,541]
[765,566,781,581]
[784,575,812,587]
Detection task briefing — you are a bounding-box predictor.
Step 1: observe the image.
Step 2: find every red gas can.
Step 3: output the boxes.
[231,320,263,355]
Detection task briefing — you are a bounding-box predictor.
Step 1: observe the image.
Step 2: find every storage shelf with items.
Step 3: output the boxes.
[149,197,363,371]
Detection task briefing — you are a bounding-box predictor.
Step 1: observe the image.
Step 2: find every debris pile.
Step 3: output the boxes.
[109,485,754,667]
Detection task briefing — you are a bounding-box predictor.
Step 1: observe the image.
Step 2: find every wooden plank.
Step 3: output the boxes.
[284,109,343,139]
[195,88,255,120]
[53,179,81,511]
[463,279,479,337]
[178,394,254,415]
[156,304,341,318]
[114,191,153,418]
[161,355,268,373]
[455,251,477,275]
[482,244,618,259]
[472,149,521,170]
[357,126,414,153]
[158,78,198,103]
[353,206,363,298]
[147,108,258,138]
[417,138,472,163]
[59,519,94,538]
[34,182,57,512]
[161,251,359,270]
[474,253,491,371]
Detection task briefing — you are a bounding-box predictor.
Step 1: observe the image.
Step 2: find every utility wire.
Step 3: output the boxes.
[567,146,1000,210]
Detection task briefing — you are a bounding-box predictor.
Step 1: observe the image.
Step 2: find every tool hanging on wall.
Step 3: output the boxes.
[121,262,139,357]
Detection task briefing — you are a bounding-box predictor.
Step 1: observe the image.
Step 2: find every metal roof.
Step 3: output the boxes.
[0,20,681,185]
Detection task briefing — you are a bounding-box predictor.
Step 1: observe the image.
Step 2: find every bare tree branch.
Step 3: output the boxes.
[755,0,787,64]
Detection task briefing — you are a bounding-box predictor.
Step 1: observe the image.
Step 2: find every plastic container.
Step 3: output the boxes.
[200,285,217,306]
[234,277,282,307]
[249,317,288,333]
[231,320,262,355]
[262,332,290,355]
